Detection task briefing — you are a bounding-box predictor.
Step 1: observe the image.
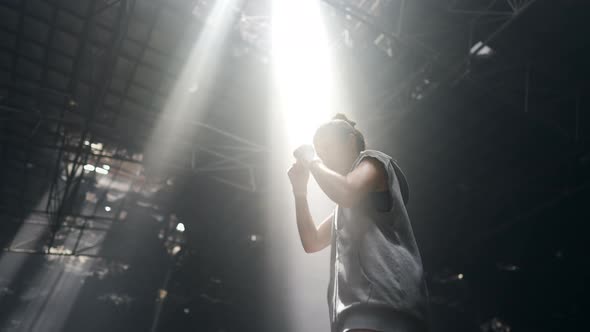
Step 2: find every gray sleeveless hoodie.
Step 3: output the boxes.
[327,150,429,331]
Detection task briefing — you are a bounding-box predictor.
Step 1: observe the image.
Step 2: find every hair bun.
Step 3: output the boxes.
[332,113,356,127]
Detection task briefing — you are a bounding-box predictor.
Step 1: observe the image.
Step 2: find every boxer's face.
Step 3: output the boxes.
[314,133,356,175]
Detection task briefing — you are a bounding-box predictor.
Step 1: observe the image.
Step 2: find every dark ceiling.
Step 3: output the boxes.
[0,0,588,331]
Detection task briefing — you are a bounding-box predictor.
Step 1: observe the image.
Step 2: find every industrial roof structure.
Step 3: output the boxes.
[0,0,587,331]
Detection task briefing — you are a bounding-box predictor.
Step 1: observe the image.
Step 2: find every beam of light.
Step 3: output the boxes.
[0,194,99,332]
[272,0,337,150]
[2,254,95,331]
[268,1,340,331]
[145,0,243,171]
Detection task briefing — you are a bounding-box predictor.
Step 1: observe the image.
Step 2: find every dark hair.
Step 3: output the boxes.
[314,113,366,151]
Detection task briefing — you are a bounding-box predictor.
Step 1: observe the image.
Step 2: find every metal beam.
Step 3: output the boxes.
[321,0,438,57]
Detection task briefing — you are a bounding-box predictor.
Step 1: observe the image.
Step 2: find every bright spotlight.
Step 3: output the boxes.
[104,206,111,212]
[83,164,95,172]
[176,223,185,232]
[470,41,494,58]
[271,3,341,331]
[172,245,182,255]
[458,273,464,280]
[95,167,109,175]
[144,0,240,168]
[102,164,110,170]
[90,142,103,151]
[272,0,337,149]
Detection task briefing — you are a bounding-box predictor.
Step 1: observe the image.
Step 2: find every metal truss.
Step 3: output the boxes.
[445,0,588,145]
[364,0,540,133]
[448,0,536,16]
[448,0,539,78]
[0,0,268,243]
[2,207,185,260]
